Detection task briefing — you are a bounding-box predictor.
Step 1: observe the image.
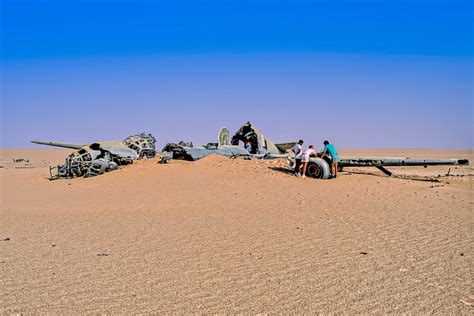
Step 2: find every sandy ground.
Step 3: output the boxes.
[1,148,473,313]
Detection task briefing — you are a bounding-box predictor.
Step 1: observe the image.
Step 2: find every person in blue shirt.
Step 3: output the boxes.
[244,140,252,153]
[321,140,340,178]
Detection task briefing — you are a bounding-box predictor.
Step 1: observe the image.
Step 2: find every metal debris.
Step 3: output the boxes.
[32,133,156,179]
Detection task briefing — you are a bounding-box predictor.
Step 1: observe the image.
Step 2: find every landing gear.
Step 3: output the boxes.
[288,157,331,179]
[305,159,331,179]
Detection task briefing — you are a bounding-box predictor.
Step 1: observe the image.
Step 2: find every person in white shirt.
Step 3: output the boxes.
[301,145,317,178]
[291,140,304,176]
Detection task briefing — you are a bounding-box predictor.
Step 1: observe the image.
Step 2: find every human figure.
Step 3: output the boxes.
[301,145,317,178]
[244,140,252,153]
[292,140,304,176]
[321,140,340,178]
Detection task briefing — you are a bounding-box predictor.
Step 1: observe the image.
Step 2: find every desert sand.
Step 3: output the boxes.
[1,148,473,313]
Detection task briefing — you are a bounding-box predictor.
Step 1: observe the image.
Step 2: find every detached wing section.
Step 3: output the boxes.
[31,140,85,150]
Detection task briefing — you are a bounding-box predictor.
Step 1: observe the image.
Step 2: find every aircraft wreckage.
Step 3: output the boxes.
[160,122,292,162]
[160,122,469,179]
[31,133,156,179]
[32,122,469,180]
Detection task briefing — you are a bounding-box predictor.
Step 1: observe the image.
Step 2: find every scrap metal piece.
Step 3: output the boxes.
[123,133,156,158]
[159,151,174,164]
[376,166,393,176]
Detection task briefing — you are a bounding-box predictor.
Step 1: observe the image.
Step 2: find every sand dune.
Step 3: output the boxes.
[1,149,472,313]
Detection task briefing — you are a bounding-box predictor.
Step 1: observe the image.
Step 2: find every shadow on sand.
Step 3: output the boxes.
[268,166,295,176]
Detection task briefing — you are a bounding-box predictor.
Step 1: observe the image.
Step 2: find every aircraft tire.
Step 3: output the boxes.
[306,158,331,179]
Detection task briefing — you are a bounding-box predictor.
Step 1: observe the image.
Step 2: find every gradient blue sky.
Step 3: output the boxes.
[1,0,473,149]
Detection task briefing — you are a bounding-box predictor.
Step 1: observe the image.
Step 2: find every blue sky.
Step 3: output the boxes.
[1,0,473,148]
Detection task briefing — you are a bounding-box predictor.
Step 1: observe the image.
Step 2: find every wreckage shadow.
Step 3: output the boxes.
[268,166,294,176]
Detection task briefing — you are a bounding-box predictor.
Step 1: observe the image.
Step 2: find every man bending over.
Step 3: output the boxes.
[321,140,340,178]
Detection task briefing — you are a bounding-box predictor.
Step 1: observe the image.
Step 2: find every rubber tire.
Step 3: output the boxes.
[306,158,331,179]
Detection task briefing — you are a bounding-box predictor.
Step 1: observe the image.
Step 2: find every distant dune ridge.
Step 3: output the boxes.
[0,148,473,313]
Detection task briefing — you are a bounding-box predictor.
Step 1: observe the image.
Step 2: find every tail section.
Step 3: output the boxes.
[218,128,230,146]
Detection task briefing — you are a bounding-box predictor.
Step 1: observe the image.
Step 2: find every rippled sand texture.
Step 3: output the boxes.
[1,148,472,313]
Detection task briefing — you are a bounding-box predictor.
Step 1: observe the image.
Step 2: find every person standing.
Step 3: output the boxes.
[244,140,252,153]
[292,140,304,176]
[321,140,340,178]
[301,145,317,178]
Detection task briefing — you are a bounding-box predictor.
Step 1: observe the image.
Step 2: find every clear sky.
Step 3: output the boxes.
[1,0,472,149]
